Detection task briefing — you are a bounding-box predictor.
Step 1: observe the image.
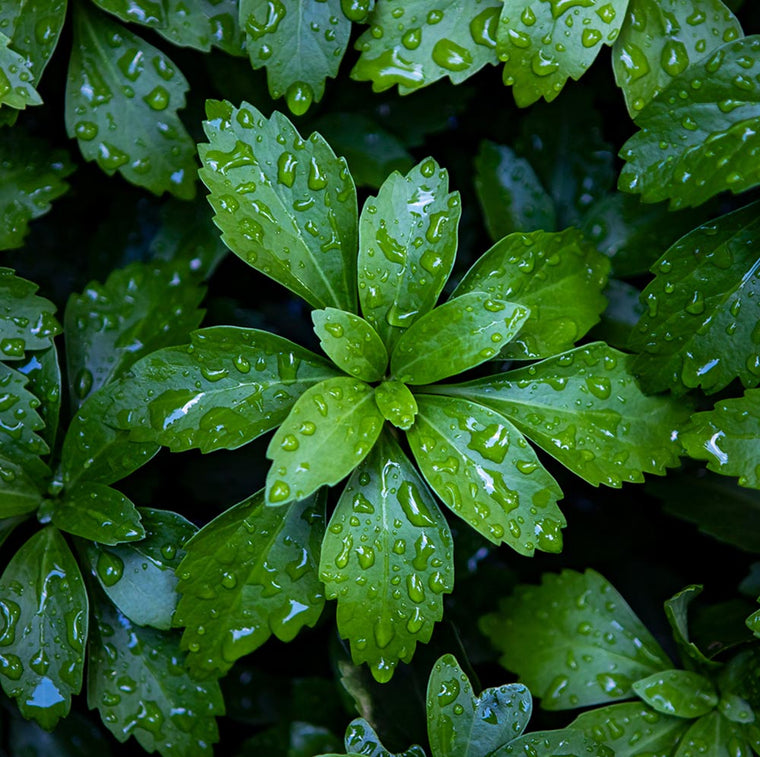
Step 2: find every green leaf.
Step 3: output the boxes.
[619,35,760,209]
[87,594,223,757]
[375,380,418,430]
[632,670,718,718]
[570,702,689,757]
[241,0,350,114]
[435,342,687,487]
[65,5,196,199]
[453,229,610,360]
[85,508,196,632]
[266,376,384,504]
[319,432,453,683]
[175,489,325,678]
[664,585,721,671]
[630,202,760,394]
[474,141,556,242]
[390,294,529,385]
[351,0,500,94]
[105,326,340,453]
[492,729,613,756]
[17,346,61,449]
[496,0,628,107]
[199,99,358,311]
[0,32,41,110]
[408,395,564,555]
[0,456,41,518]
[612,0,742,116]
[681,390,760,489]
[344,718,426,757]
[591,279,644,351]
[358,158,460,348]
[312,308,388,382]
[673,711,753,757]
[50,481,144,545]
[0,527,87,730]
[426,654,532,757]
[0,132,74,251]
[479,569,672,710]
[0,268,60,356]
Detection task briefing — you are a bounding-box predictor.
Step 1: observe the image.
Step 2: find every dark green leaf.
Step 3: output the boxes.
[408,395,564,555]
[632,670,718,718]
[0,514,28,550]
[0,32,40,110]
[320,433,453,683]
[453,229,610,360]
[199,99,358,310]
[0,456,41,517]
[664,585,720,670]
[8,708,114,757]
[718,693,755,724]
[672,711,753,757]
[479,569,672,710]
[17,346,61,449]
[265,376,384,504]
[591,279,644,350]
[375,380,418,430]
[175,490,325,678]
[344,718,425,757]
[492,729,613,757]
[0,268,60,356]
[65,5,196,198]
[0,527,87,730]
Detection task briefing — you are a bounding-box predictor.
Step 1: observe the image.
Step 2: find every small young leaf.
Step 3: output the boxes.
[344,718,425,757]
[199,99,358,311]
[453,229,610,360]
[351,0,500,94]
[390,294,529,385]
[492,729,613,757]
[480,569,672,710]
[17,346,61,449]
[266,377,384,504]
[632,670,718,718]
[358,159,461,348]
[664,585,721,671]
[65,5,196,198]
[175,490,325,678]
[408,395,564,555]
[0,527,88,731]
[375,380,418,430]
[0,32,41,110]
[0,457,41,517]
[673,711,753,757]
[0,268,60,356]
[319,433,453,683]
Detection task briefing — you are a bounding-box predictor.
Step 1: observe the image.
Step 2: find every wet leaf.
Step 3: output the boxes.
[0,32,41,110]
[319,433,453,683]
[0,268,60,356]
[408,395,565,555]
[0,527,88,730]
[375,380,418,430]
[199,99,358,311]
[664,585,721,671]
[175,490,325,678]
[453,229,609,360]
[479,569,672,710]
[337,718,424,757]
[0,456,41,518]
[672,711,753,757]
[491,729,613,756]
[65,4,196,198]
[17,346,61,449]
[351,0,500,94]
[632,670,718,718]
[266,376,384,504]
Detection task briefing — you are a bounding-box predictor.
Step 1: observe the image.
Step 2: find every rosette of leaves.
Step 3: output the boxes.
[101,99,686,683]
[481,570,760,756]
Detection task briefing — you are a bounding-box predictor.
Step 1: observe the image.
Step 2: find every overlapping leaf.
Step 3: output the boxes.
[632,670,718,717]
[0,32,41,110]
[0,457,42,518]
[17,346,61,448]
[672,711,753,757]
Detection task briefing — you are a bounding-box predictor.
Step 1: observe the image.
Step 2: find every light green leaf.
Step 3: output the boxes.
[0,32,41,110]
[0,527,87,730]
[17,347,61,449]
[630,202,760,394]
[344,718,426,757]
[496,0,628,107]
[65,5,196,198]
[492,729,613,756]
[432,343,687,487]
[613,0,742,116]
[664,585,720,671]
[199,99,358,311]
[375,379,418,430]
[673,711,752,757]
[351,0,500,94]
[390,294,529,385]
[319,433,453,683]
[266,376,384,504]
[312,308,388,382]
[87,594,223,757]
[0,456,42,517]
[175,489,325,678]
[479,569,672,710]
[105,326,340,453]
[408,395,564,555]
[632,670,717,719]
[619,35,760,209]
[241,0,350,114]
[453,229,610,360]
[358,158,460,348]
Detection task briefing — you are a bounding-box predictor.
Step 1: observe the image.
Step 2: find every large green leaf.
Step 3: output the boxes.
[265,376,384,504]
[632,670,718,718]
[0,32,41,110]
[358,159,460,349]
[351,0,500,94]
[492,730,613,756]
[199,99,358,311]
[496,0,629,107]
[319,433,453,683]
[343,718,425,757]
[453,229,610,360]
[0,456,42,517]
[65,5,196,198]
[105,326,340,453]
[17,346,61,449]
[619,35,760,208]
[408,395,564,555]
[431,343,686,487]
[673,711,753,757]
[0,528,87,730]
[479,569,672,710]
[175,490,325,678]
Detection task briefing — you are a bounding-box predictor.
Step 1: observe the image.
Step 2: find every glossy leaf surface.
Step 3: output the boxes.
[664,585,719,670]
[632,670,718,718]
[375,380,418,430]
[17,346,61,449]
[479,569,672,710]
[673,711,752,757]
[0,32,40,110]
[0,456,41,517]
[319,433,453,683]
[343,718,425,757]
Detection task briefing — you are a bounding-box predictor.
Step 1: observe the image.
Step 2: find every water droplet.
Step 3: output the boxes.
[285,81,313,116]
[661,39,689,77]
[269,480,291,502]
[75,121,98,141]
[96,551,124,587]
[469,7,499,48]
[401,28,422,50]
[431,38,473,72]
[143,85,169,111]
